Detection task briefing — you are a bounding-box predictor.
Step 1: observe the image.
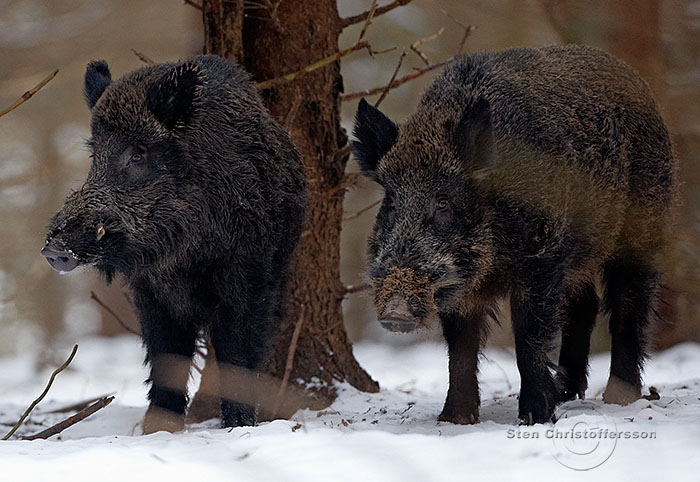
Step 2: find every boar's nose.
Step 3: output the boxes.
[379,296,419,333]
[41,241,79,273]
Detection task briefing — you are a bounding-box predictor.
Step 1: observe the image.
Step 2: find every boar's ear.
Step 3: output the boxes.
[351,98,399,178]
[147,62,203,130]
[452,98,497,172]
[84,60,112,110]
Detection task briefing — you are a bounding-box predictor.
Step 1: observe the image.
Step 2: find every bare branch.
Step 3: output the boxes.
[0,69,58,118]
[90,291,141,337]
[131,49,155,65]
[256,41,370,90]
[410,27,445,65]
[375,49,406,107]
[357,0,378,43]
[255,0,396,90]
[43,393,115,414]
[343,199,381,221]
[342,0,413,28]
[2,345,78,440]
[26,396,114,440]
[343,15,475,103]
[343,283,370,295]
[341,59,451,102]
[184,0,202,10]
[271,305,305,419]
[284,88,303,132]
[326,172,363,196]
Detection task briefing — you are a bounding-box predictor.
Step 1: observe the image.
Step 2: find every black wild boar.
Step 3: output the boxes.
[41,55,306,432]
[352,45,676,425]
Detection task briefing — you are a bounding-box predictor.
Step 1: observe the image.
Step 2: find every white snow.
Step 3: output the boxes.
[1,335,699,481]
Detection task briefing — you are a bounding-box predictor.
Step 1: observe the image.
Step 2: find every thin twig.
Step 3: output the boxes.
[90,291,141,336]
[43,393,115,414]
[357,0,378,43]
[342,16,475,102]
[256,0,394,90]
[341,59,450,101]
[256,41,370,90]
[410,27,445,65]
[284,88,303,132]
[2,345,78,440]
[375,49,406,107]
[271,305,305,419]
[131,49,155,65]
[333,144,352,164]
[343,199,382,221]
[326,172,363,196]
[0,69,58,118]
[184,0,202,10]
[341,0,413,28]
[26,396,114,440]
[343,283,370,295]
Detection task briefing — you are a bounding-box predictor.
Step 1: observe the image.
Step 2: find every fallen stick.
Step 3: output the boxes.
[43,393,115,414]
[2,345,78,440]
[26,396,114,440]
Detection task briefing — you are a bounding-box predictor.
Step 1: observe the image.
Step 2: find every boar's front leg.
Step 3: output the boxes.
[511,288,561,425]
[135,286,198,434]
[438,311,484,424]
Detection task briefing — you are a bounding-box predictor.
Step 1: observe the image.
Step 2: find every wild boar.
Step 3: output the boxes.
[352,45,676,424]
[42,55,307,432]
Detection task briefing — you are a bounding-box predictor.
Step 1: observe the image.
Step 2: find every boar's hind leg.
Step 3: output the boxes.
[138,295,198,434]
[438,311,485,424]
[511,289,561,425]
[556,283,598,402]
[210,296,275,428]
[602,258,658,405]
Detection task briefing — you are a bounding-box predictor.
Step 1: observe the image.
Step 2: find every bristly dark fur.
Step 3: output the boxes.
[352,45,677,425]
[45,55,307,432]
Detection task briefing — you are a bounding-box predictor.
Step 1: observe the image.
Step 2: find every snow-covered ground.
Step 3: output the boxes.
[1,335,699,481]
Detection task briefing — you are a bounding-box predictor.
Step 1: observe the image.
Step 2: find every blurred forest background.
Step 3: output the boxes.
[1,0,699,357]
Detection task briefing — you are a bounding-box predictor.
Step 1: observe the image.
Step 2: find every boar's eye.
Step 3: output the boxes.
[119,146,147,172]
[430,196,452,224]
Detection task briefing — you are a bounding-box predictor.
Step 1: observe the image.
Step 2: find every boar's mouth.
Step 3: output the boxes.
[379,310,420,333]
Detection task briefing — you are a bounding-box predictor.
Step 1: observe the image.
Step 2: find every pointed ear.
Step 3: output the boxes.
[146,62,203,130]
[452,98,497,172]
[84,60,112,110]
[351,98,399,178]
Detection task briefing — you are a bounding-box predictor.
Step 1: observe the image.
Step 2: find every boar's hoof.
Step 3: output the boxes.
[518,387,557,425]
[221,401,257,428]
[602,376,641,405]
[555,373,587,402]
[143,406,185,434]
[438,409,479,425]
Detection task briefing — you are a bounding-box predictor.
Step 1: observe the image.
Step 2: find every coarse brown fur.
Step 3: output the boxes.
[352,45,677,424]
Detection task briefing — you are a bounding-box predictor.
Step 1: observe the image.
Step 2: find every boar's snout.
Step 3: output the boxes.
[379,296,419,333]
[41,239,79,273]
[373,267,435,333]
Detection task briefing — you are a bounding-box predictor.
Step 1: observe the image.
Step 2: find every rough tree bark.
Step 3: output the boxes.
[199,0,379,418]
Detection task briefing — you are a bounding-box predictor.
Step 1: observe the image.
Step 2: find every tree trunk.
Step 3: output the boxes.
[200,0,378,418]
